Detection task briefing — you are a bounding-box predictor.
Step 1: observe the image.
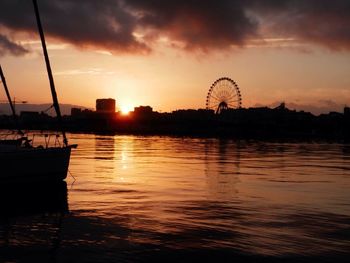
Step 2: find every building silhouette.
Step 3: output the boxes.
[1,97,349,140]
[96,98,116,113]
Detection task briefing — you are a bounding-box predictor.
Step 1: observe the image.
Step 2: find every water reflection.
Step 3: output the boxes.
[94,135,116,178]
[0,182,68,262]
[205,139,241,199]
[2,134,350,262]
[68,136,350,258]
[94,135,115,161]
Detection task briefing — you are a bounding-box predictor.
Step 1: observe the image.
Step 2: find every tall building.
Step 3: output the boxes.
[96,98,116,113]
[344,106,350,117]
[134,106,153,115]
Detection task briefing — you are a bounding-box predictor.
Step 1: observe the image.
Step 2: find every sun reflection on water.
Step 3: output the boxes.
[4,133,349,261]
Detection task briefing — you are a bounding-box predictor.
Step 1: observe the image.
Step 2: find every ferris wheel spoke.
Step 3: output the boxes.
[224,91,232,98]
[227,98,239,103]
[212,95,221,102]
[228,103,241,108]
[215,88,224,96]
[208,99,220,105]
[222,89,229,95]
[225,93,238,99]
[216,94,225,102]
[227,97,240,102]
[227,101,240,107]
[226,100,239,105]
[208,104,219,110]
[210,95,223,102]
[206,77,242,112]
[212,89,221,98]
[226,96,238,102]
[217,92,225,99]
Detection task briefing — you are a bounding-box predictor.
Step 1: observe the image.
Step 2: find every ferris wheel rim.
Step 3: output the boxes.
[205,77,242,112]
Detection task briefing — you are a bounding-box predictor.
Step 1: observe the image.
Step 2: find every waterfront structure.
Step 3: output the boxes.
[71,107,82,116]
[96,98,116,113]
[134,106,153,115]
[344,107,350,116]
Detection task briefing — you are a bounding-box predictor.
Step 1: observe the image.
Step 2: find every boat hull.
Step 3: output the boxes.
[0,146,72,183]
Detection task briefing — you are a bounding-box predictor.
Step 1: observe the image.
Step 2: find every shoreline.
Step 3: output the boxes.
[1,127,349,144]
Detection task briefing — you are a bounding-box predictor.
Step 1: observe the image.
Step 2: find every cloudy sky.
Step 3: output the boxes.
[1,0,350,114]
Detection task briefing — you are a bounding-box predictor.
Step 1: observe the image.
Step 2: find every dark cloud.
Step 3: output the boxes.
[250,0,350,51]
[0,0,350,55]
[126,0,258,51]
[0,34,28,56]
[0,0,149,54]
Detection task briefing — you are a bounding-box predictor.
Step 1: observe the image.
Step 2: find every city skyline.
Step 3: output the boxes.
[1,0,350,115]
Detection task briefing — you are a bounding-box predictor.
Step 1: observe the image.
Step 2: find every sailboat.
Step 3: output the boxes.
[0,0,77,183]
[0,65,28,147]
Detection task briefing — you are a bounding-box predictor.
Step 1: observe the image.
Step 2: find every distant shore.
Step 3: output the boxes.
[1,105,349,142]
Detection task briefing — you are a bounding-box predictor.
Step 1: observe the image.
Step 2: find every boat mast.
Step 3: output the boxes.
[0,64,24,135]
[32,0,68,146]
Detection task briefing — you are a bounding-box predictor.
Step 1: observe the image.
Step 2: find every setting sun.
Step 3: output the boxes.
[120,105,133,115]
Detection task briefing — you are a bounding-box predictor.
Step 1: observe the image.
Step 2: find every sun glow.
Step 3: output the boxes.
[120,104,133,115]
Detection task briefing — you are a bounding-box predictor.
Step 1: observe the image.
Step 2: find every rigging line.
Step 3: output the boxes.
[42,104,54,113]
[32,0,68,146]
[69,170,76,189]
[69,169,76,181]
[0,65,24,135]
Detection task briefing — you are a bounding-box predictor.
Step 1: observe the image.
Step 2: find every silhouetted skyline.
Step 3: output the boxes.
[1,102,349,140]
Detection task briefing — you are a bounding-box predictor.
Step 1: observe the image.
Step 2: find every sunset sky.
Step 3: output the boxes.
[1,0,350,114]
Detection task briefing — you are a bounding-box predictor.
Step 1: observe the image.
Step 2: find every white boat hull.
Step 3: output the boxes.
[0,146,72,182]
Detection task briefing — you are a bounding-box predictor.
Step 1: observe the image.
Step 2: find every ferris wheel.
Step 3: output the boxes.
[206,77,242,114]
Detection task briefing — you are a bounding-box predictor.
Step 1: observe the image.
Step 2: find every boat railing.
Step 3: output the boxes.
[27,132,65,148]
[0,132,24,141]
[1,130,77,150]
[0,131,66,149]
